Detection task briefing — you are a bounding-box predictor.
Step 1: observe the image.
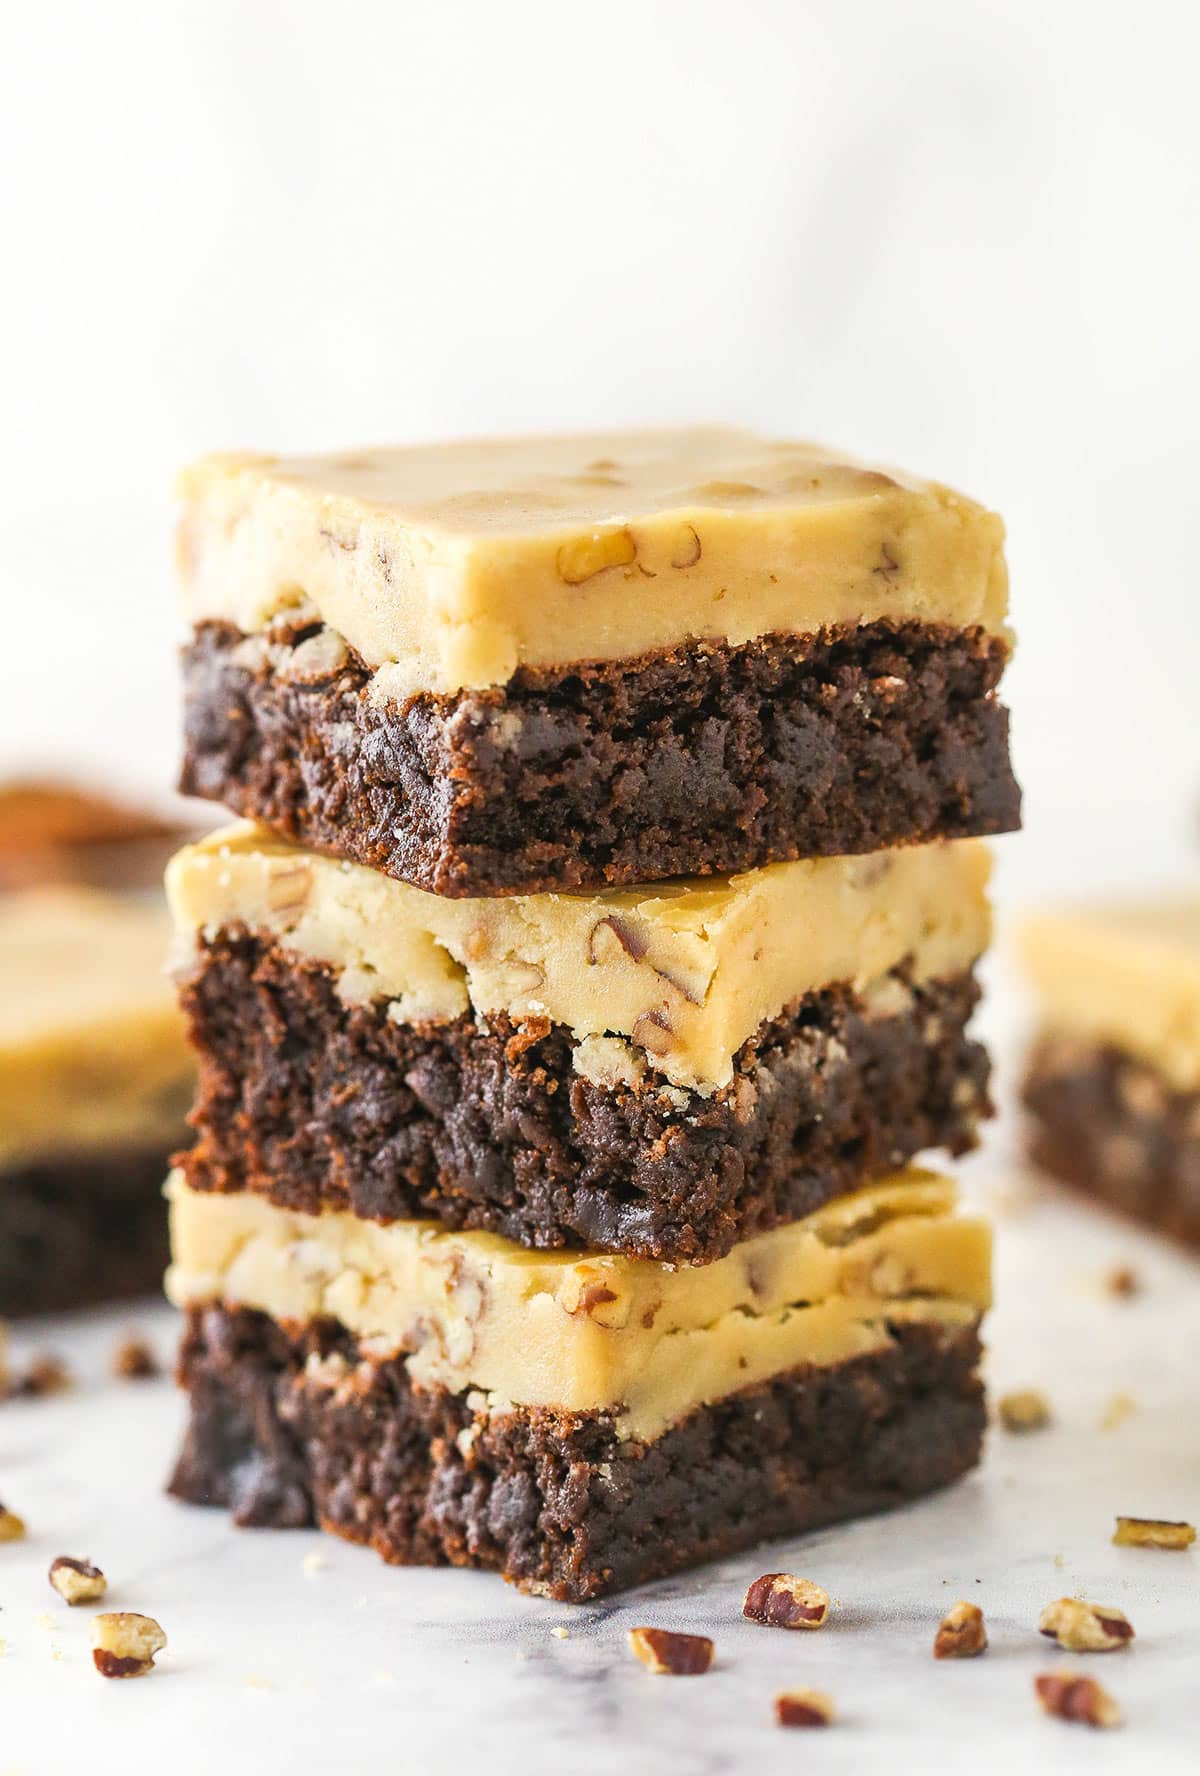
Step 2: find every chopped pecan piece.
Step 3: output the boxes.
[627,1627,714,1675]
[91,1612,167,1679]
[111,1335,159,1381]
[998,1388,1051,1432]
[670,524,702,569]
[933,1599,987,1658]
[0,1504,26,1542]
[775,1689,834,1728]
[742,1573,830,1630]
[1034,1672,1121,1728]
[49,1556,108,1606]
[1113,1515,1195,1550]
[587,913,646,965]
[631,1008,674,1057]
[556,527,637,584]
[1038,1597,1133,1652]
[13,1353,71,1397]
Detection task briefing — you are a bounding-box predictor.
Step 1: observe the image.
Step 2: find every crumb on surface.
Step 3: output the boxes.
[1099,1392,1136,1431]
[1113,1515,1196,1550]
[998,1388,1051,1432]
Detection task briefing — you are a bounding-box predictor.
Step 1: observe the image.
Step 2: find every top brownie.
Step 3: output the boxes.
[178,427,1020,896]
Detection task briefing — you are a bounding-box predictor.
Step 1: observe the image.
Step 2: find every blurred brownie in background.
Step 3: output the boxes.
[0,778,198,894]
[0,886,193,1314]
[1020,898,1200,1250]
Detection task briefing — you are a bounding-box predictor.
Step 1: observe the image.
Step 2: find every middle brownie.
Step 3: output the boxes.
[168,823,992,1263]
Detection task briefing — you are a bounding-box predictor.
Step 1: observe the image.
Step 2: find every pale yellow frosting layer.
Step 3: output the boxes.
[176,427,1008,696]
[0,888,193,1169]
[167,823,991,1094]
[1020,899,1200,1092]
[166,1168,990,1443]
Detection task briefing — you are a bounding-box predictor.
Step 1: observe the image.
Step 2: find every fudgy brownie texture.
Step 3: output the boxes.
[0,1145,171,1316]
[178,930,990,1262]
[1023,1035,1200,1250]
[180,617,1020,897]
[169,1305,985,1600]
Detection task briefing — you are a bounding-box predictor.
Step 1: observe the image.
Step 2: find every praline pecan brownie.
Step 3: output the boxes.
[177,428,1019,896]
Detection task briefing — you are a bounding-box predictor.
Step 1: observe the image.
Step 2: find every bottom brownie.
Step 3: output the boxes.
[0,1143,173,1316]
[1023,1034,1200,1250]
[169,1306,984,1601]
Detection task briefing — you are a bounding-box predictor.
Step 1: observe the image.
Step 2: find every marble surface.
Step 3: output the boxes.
[2,1034,1199,1774]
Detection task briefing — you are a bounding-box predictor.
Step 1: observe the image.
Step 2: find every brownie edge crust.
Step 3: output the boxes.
[178,931,991,1263]
[180,617,1020,897]
[169,1306,985,1601]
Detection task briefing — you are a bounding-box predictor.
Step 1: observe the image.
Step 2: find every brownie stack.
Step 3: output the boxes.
[163,428,1019,1599]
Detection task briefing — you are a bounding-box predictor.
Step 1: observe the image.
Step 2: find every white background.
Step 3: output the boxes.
[2,0,1198,905]
[2,8,1200,1770]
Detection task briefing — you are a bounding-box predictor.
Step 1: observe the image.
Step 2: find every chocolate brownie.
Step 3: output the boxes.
[169,1304,985,1601]
[177,929,990,1262]
[1023,1034,1200,1249]
[0,1143,172,1316]
[181,617,1019,897]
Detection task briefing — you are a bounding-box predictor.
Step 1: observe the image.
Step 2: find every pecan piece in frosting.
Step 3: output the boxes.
[587,914,647,965]
[556,528,637,585]
[627,1627,714,1675]
[670,524,702,569]
[742,1573,830,1630]
[265,861,311,916]
[631,1008,674,1057]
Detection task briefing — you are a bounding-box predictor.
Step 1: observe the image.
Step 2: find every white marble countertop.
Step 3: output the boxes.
[3,1006,1199,1775]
